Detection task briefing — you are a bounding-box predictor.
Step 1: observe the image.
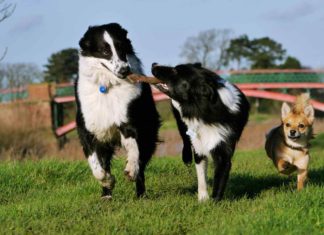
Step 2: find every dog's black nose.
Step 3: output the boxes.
[290,130,296,136]
[119,66,130,77]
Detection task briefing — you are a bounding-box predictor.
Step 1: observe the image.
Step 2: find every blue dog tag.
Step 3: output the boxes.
[99,85,108,93]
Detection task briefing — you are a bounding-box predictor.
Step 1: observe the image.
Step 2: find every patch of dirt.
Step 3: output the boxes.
[42,118,324,160]
[155,118,324,156]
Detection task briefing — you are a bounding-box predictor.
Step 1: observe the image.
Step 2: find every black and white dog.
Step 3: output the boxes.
[152,63,250,201]
[75,23,160,199]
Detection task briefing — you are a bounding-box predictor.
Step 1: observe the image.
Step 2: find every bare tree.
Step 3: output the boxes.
[0,0,15,61]
[180,29,233,70]
[0,0,15,22]
[0,63,43,91]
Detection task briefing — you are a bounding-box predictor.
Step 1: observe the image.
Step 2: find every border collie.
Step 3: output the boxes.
[75,23,160,199]
[151,63,250,201]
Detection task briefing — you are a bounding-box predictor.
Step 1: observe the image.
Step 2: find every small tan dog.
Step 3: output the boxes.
[265,93,314,190]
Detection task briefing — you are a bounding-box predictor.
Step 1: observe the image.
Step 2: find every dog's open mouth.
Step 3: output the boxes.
[155,83,169,93]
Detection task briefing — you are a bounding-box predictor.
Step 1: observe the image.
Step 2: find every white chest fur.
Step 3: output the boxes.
[171,100,231,156]
[78,77,141,142]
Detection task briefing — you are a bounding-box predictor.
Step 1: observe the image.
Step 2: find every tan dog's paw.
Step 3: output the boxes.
[278,160,297,175]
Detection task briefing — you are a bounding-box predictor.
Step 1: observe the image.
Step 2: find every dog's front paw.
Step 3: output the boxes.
[101,195,113,200]
[124,160,139,181]
[279,162,297,175]
[198,192,209,202]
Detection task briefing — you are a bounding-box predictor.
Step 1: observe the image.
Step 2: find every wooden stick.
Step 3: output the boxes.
[127,74,162,84]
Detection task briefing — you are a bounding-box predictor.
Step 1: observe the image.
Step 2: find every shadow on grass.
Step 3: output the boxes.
[171,167,324,201]
[308,167,324,186]
[226,173,291,200]
[227,167,324,200]
[159,174,289,201]
[178,185,197,196]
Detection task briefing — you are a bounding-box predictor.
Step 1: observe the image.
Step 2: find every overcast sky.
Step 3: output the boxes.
[0,0,323,74]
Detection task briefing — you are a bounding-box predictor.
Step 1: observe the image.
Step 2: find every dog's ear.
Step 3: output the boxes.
[281,102,291,119]
[304,105,314,124]
[198,84,215,101]
[121,28,128,38]
[79,26,93,51]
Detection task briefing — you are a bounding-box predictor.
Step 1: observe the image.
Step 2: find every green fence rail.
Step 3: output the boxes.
[55,84,74,97]
[224,70,324,83]
[1,70,324,102]
[0,88,28,102]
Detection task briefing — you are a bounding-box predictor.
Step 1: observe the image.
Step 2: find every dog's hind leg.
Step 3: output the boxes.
[172,105,193,165]
[135,159,148,198]
[88,145,115,199]
[194,154,209,202]
[135,139,155,198]
[211,145,233,201]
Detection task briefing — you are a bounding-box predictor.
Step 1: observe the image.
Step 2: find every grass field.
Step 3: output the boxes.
[1,137,324,234]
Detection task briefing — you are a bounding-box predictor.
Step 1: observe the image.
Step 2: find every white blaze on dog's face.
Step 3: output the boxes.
[101,31,129,77]
[281,102,314,143]
[79,23,134,80]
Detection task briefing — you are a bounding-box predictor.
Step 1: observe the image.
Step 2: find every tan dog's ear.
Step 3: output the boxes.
[304,105,314,124]
[281,102,291,120]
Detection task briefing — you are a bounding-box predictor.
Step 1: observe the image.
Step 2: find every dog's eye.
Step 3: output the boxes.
[298,124,305,128]
[179,81,189,90]
[285,123,291,127]
[102,48,112,56]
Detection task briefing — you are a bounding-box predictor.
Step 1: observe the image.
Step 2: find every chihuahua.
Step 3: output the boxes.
[265,93,314,190]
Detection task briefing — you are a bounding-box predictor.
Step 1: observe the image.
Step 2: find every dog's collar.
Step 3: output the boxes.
[283,140,309,151]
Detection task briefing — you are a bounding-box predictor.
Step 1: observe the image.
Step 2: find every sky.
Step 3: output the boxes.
[0,0,324,74]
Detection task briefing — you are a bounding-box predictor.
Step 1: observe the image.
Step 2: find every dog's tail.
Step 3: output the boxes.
[293,93,310,114]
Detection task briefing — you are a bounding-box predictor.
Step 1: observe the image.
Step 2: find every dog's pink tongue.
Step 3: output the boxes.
[127,74,162,84]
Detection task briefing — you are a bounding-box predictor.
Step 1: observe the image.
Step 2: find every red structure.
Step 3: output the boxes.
[53,82,324,137]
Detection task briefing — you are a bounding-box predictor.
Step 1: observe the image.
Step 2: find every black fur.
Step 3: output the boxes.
[75,23,160,198]
[152,63,250,201]
[79,23,133,62]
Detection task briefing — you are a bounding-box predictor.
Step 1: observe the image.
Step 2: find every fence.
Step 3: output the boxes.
[1,70,324,146]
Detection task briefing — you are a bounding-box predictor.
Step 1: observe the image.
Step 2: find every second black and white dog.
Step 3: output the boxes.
[75,23,160,199]
[152,63,250,201]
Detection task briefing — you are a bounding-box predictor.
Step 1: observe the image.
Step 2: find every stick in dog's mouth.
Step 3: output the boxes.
[127,73,170,94]
[127,74,162,84]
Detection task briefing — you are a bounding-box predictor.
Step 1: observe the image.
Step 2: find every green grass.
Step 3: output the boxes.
[160,119,178,130]
[312,132,324,149]
[1,147,324,234]
[249,113,277,123]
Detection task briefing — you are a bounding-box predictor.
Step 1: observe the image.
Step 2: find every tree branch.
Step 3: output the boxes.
[0,47,7,62]
[0,1,16,23]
